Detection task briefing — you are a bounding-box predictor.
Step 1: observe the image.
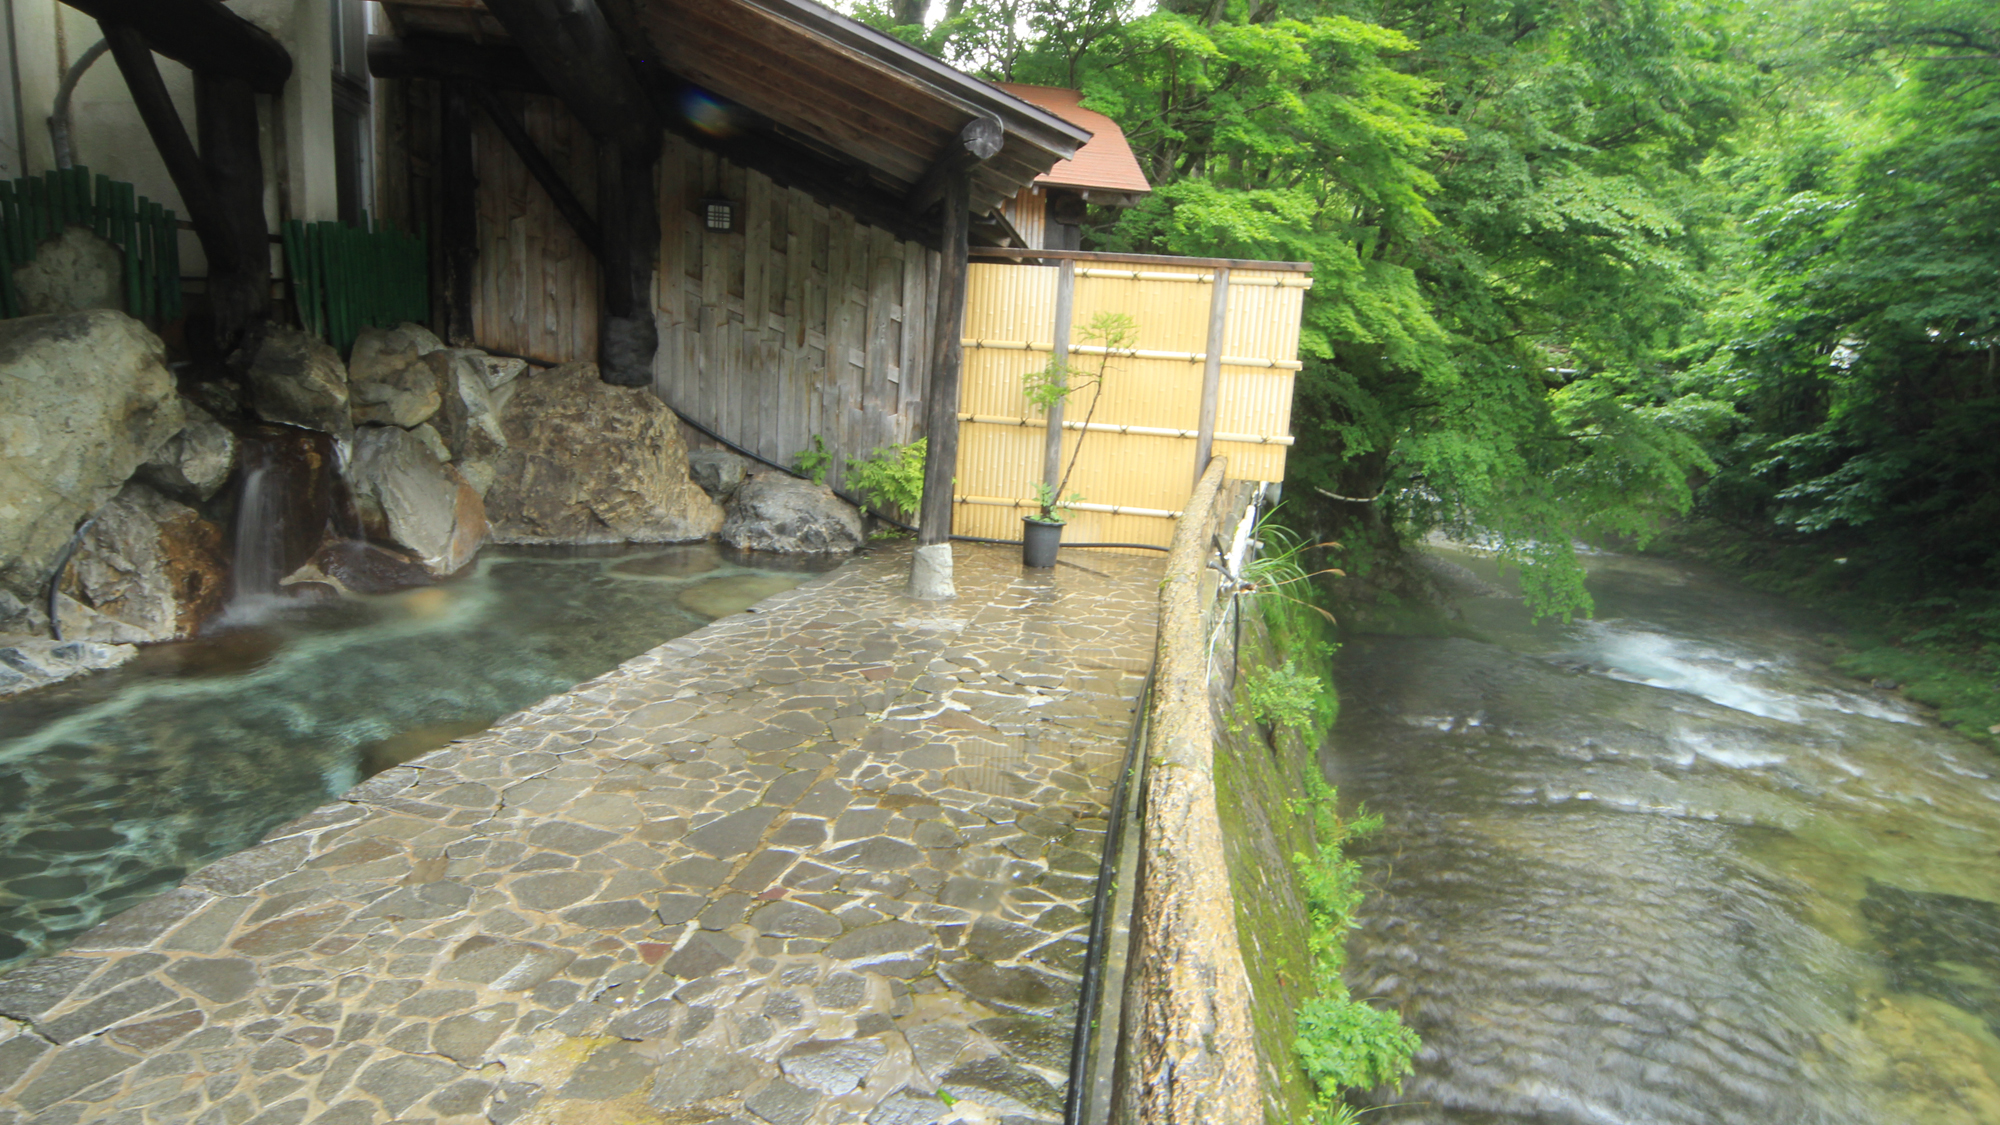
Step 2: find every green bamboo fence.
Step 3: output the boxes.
[283,214,428,354]
[0,165,181,323]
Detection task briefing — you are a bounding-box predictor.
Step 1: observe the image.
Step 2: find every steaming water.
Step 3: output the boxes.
[0,544,825,969]
[1334,547,2000,1124]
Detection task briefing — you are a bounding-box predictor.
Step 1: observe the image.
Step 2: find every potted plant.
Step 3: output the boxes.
[1021,312,1135,567]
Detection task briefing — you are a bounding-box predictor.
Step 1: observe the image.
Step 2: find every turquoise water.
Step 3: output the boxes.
[0,543,825,969]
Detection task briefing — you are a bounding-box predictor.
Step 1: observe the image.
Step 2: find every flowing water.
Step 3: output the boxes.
[0,543,828,970]
[1333,546,2000,1124]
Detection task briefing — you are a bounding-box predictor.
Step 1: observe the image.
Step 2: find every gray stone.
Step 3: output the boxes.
[354,1053,462,1116]
[348,359,441,428]
[778,1036,887,1096]
[744,1076,819,1125]
[409,422,452,462]
[239,323,350,438]
[185,839,308,897]
[697,892,753,931]
[478,355,528,392]
[0,1022,51,1088]
[558,1040,651,1099]
[813,972,866,1010]
[440,937,576,991]
[684,806,781,859]
[429,349,508,459]
[562,899,653,929]
[432,1005,513,1065]
[868,1087,951,1125]
[647,1046,763,1108]
[720,472,864,555]
[907,542,955,600]
[346,323,443,387]
[688,447,753,502]
[938,962,1074,1019]
[656,893,708,926]
[42,979,177,1043]
[165,958,258,1004]
[749,901,842,940]
[10,226,122,316]
[940,1054,1063,1116]
[0,636,137,697]
[662,931,742,979]
[12,1041,139,1112]
[525,821,620,855]
[508,871,604,912]
[679,575,806,620]
[484,363,723,545]
[971,1017,1069,1072]
[348,425,486,576]
[0,958,98,1020]
[0,309,182,608]
[823,835,925,872]
[139,402,235,502]
[964,918,1044,963]
[826,921,935,978]
[52,483,226,643]
[429,1077,495,1116]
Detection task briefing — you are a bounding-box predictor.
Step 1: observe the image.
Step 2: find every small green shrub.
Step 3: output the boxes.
[792,434,831,486]
[1292,772,1419,1111]
[1233,659,1334,740]
[844,438,925,517]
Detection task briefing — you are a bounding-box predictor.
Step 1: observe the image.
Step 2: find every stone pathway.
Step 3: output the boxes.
[0,542,1161,1125]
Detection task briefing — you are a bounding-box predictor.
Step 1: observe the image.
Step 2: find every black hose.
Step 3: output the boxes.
[45,517,95,641]
[1063,666,1155,1124]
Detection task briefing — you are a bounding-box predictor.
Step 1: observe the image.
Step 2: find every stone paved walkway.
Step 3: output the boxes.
[0,542,1161,1125]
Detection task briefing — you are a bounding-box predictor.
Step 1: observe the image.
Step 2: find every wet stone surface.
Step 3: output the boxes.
[0,543,1159,1124]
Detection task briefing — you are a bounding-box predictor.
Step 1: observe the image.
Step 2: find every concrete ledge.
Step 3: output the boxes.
[1118,459,1264,1122]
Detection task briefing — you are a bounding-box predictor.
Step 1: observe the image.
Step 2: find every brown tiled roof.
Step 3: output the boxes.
[994,83,1151,196]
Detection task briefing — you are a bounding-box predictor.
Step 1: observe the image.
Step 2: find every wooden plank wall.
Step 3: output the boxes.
[468,91,601,365]
[653,132,941,498]
[954,261,1306,550]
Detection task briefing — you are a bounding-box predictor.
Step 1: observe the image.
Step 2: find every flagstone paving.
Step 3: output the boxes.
[0,541,1161,1125]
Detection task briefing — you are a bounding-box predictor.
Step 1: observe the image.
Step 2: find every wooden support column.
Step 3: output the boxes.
[464,82,602,257]
[195,72,270,348]
[64,0,291,93]
[916,163,972,551]
[1193,267,1231,483]
[100,21,262,354]
[439,83,478,345]
[1041,258,1075,491]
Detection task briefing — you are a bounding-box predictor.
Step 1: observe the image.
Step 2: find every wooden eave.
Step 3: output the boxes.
[369,0,1089,218]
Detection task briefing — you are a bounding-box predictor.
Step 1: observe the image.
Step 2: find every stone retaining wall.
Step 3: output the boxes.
[1116,460,1265,1122]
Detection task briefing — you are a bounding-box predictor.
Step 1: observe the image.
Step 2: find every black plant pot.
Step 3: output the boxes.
[1022,517,1063,568]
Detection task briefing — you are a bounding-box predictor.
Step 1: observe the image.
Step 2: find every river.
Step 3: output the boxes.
[1331,545,2000,1124]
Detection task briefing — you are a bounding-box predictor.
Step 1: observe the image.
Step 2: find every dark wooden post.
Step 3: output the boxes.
[910,116,1003,598]
[439,82,478,345]
[195,72,271,347]
[100,21,263,354]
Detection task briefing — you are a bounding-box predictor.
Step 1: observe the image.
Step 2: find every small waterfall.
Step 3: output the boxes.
[223,428,351,620]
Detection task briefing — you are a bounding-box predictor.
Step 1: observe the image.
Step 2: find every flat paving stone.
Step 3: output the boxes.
[0,543,1159,1124]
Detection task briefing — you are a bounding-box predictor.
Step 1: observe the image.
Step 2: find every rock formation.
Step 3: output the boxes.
[483,363,723,544]
[0,309,183,608]
[720,472,865,554]
[55,483,227,643]
[348,426,487,576]
[237,324,350,439]
[139,402,236,502]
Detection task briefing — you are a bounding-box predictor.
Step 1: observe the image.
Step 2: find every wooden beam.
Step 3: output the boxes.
[917,163,971,546]
[439,83,477,345]
[463,82,602,258]
[907,115,1004,215]
[63,0,290,94]
[367,34,549,96]
[478,0,658,154]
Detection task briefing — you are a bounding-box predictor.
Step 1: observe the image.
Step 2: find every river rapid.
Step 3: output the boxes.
[1332,545,2000,1124]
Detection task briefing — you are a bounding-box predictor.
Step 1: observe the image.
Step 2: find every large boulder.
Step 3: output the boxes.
[0,636,137,697]
[689,447,754,502]
[11,226,123,316]
[0,309,183,606]
[139,401,236,502]
[349,426,487,575]
[720,472,865,554]
[238,324,350,438]
[347,322,444,384]
[483,363,724,544]
[55,483,228,643]
[348,322,447,429]
[427,349,507,460]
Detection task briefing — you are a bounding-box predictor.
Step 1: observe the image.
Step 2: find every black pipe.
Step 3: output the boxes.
[45,517,95,641]
[1063,666,1155,1124]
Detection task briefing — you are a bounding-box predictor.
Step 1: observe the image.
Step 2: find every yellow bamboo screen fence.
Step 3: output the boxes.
[953,249,1311,549]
